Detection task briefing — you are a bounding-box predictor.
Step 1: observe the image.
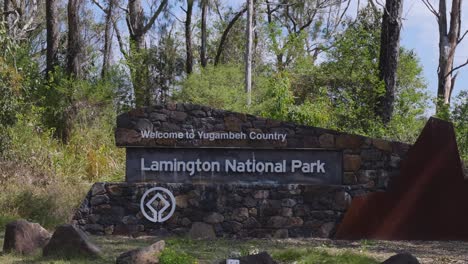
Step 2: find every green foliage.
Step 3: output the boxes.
[0,58,21,154]
[175,65,248,112]
[451,91,468,162]
[260,72,295,120]
[0,182,87,229]
[0,103,124,228]
[159,248,198,264]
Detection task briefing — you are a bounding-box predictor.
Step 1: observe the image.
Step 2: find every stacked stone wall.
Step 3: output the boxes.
[73,103,412,238]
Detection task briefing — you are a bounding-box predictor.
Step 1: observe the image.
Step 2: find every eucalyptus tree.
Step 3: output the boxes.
[2,0,40,42]
[184,0,194,74]
[422,0,468,112]
[265,0,351,70]
[376,0,404,124]
[46,0,59,78]
[67,0,83,78]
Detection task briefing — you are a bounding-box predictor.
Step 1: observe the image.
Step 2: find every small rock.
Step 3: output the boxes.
[220,252,277,264]
[343,172,358,185]
[232,208,249,222]
[90,194,109,206]
[122,215,138,225]
[150,113,167,122]
[135,119,153,131]
[281,208,293,217]
[175,195,189,208]
[343,154,362,171]
[274,229,289,239]
[43,224,101,258]
[188,222,216,240]
[248,208,257,216]
[319,133,335,148]
[91,183,106,196]
[224,116,242,132]
[390,155,401,168]
[334,191,352,210]
[204,213,224,224]
[2,219,51,255]
[281,198,297,207]
[319,222,335,238]
[116,240,165,264]
[267,216,288,228]
[104,225,114,235]
[336,134,363,149]
[181,217,192,226]
[170,111,187,122]
[243,218,260,229]
[253,190,269,199]
[372,138,393,152]
[381,253,420,264]
[287,217,303,227]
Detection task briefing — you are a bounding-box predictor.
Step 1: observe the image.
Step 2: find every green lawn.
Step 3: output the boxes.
[0,233,380,264]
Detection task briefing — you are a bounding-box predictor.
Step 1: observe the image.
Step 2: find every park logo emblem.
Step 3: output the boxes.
[140,187,176,223]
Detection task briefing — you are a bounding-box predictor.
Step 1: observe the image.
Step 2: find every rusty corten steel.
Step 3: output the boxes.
[335,117,468,240]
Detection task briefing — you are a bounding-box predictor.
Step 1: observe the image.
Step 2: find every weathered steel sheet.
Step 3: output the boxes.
[335,117,468,240]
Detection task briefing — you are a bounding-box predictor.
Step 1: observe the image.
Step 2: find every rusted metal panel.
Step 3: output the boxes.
[336,117,468,240]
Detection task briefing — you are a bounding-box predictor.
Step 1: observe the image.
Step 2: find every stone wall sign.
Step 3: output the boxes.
[73,103,412,238]
[116,103,410,186]
[126,148,342,184]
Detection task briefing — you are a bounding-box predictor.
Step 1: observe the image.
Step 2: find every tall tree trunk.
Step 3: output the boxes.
[101,0,115,79]
[437,0,460,110]
[128,0,145,51]
[200,0,208,68]
[185,0,194,74]
[214,6,247,65]
[127,0,168,107]
[245,0,253,106]
[46,0,59,78]
[3,0,11,34]
[423,0,467,113]
[67,0,83,78]
[376,0,403,124]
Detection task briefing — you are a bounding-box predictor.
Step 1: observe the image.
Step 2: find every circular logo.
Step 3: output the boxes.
[140,187,176,223]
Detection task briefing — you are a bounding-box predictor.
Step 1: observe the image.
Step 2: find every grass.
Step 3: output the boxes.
[0,231,382,264]
[273,248,379,264]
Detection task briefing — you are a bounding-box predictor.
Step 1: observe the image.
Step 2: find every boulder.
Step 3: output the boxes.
[203,212,224,224]
[220,252,277,264]
[188,222,216,240]
[381,253,420,264]
[43,224,101,258]
[116,240,165,264]
[2,219,51,255]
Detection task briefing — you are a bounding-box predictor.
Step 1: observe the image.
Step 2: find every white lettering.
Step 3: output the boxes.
[291,160,302,172]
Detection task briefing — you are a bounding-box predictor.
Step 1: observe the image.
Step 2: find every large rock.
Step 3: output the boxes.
[2,219,51,255]
[188,222,216,240]
[43,224,101,258]
[220,252,277,264]
[116,240,165,264]
[381,253,420,264]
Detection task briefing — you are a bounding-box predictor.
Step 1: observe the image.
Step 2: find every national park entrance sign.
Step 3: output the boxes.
[127,148,342,184]
[73,103,411,238]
